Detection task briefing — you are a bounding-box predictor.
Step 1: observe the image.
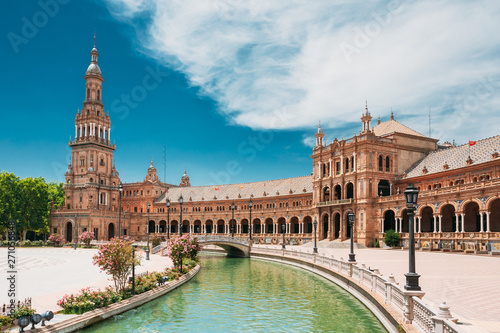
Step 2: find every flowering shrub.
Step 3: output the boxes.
[79,231,95,247]
[57,287,122,314]
[92,237,142,293]
[165,235,202,271]
[48,233,63,246]
[151,234,162,248]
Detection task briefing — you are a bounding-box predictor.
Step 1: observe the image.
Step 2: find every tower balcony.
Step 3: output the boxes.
[69,136,115,149]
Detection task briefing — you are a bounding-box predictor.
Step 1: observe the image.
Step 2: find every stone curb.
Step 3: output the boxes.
[31,265,201,333]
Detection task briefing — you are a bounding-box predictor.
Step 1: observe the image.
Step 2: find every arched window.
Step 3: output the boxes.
[345,158,350,173]
[86,88,90,99]
[385,156,390,172]
[378,155,383,171]
[97,89,101,101]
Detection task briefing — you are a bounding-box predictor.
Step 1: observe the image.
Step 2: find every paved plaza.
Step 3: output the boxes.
[1,245,499,333]
[0,247,172,314]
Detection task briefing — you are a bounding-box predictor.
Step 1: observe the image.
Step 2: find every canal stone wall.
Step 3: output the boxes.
[250,249,464,333]
[31,265,201,333]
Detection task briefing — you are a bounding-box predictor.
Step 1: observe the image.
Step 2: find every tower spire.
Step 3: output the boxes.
[361,102,373,133]
[94,30,96,48]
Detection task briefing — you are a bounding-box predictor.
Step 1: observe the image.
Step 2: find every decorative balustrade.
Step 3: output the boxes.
[250,247,465,333]
[316,199,353,207]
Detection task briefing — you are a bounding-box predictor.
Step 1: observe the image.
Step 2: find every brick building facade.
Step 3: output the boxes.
[50,43,500,251]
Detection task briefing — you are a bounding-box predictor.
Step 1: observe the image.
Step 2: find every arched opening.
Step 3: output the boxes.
[334,213,340,239]
[86,88,90,99]
[420,207,434,232]
[334,185,341,200]
[159,220,166,233]
[66,222,73,243]
[217,219,225,234]
[148,220,155,233]
[378,180,390,197]
[108,223,115,240]
[383,210,396,232]
[385,156,390,172]
[254,218,262,233]
[194,220,202,233]
[346,183,354,199]
[265,218,273,234]
[277,217,286,234]
[345,158,350,173]
[97,89,100,101]
[206,220,213,233]
[491,199,500,231]
[304,216,313,233]
[464,202,480,232]
[182,220,189,234]
[323,214,329,239]
[290,216,299,233]
[170,220,178,233]
[378,155,383,171]
[441,204,456,232]
[241,219,249,234]
[323,187,330,202]
[322,164,327,177]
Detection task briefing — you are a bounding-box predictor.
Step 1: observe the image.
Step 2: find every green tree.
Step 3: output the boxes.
[92,238,142,293]
[17,177,50,240]
[0,172,21,239]
[48,181,65,210]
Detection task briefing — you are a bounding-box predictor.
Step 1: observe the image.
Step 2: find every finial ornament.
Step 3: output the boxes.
[94,31,96,48]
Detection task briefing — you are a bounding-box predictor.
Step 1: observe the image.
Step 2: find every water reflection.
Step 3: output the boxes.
[81,256,387,332]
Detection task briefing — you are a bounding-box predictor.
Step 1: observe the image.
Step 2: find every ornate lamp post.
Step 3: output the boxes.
[132,244,137,295]
[118,182,123,238]
[231,202,235,238]
[248,198,253,240]
[73,213,78,250]
[146,202,150,260]
[404,184,420,291]
[282,223,286,249]
[313,219,318,253]
[179,195,184,236]
[348,211,356,262]
[166,199,171,240]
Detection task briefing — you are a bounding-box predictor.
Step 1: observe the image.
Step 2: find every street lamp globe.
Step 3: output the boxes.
[404,183,419,209]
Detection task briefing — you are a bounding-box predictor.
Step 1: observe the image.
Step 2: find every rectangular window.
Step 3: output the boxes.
[53,228,57,234]
[94,228,98,238]
[336,162,340,175]
[123,229,127,236]
[134,207,137,212]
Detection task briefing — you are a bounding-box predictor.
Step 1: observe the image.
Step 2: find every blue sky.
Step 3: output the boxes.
[1,0,500,186]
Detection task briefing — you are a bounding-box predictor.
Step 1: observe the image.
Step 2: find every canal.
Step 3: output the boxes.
[81,255,387,332]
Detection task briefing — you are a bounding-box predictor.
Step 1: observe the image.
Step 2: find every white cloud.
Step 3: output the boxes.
[104,0,500,143]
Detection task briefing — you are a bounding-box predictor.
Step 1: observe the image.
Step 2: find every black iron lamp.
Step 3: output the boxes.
[248,198,253,240]
[404,184,421,291]
[179,195,184,236]
[166,199,171,239]
[146,202,151,260]
[313,219,318,253]
[348,211,356,262]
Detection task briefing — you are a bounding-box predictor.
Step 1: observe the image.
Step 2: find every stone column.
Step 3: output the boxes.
[75,125,77,139]
[438,215,442,233]
[108,127,111,142]
[455,213,460,232]
[486,212,491,232]
[329,159,332,177]
[353,152,356,172]
[461,213,465,232]
[417,216,422,233]
[480,213,484,232]
[433,216,437,233]
[317,162,321,178]
[340,156,344,175]
[80,124,83,138]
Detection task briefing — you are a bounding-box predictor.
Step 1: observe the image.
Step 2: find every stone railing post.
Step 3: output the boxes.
[402,291,425,324]
[432,302,457,333]
[348,262,356,277]
[384,275,397,304]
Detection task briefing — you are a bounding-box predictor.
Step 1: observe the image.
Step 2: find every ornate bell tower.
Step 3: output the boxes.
[64,36,120,211]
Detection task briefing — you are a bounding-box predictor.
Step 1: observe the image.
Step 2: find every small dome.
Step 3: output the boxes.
[86,63,102,76]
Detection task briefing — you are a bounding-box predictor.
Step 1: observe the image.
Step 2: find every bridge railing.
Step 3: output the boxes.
[251,247,464,333]
[198,234,250,246]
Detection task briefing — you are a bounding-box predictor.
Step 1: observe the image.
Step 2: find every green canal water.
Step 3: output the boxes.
[81,255,387,332]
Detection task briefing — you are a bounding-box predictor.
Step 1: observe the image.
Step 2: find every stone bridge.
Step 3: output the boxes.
[197,235,252,257]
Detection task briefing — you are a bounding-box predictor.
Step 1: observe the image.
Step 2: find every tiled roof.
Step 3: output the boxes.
[373,119,426,138]
[405,135,500,178]
[157,175,313,204]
